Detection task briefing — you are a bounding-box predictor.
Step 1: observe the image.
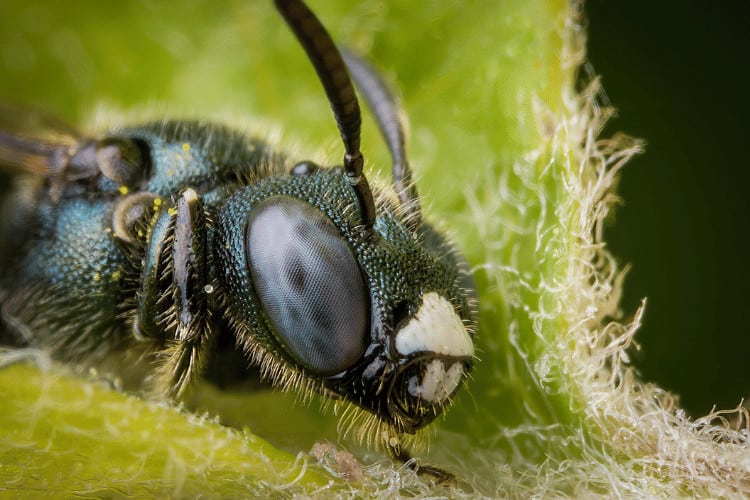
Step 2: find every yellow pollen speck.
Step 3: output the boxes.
[168,207,177,216]
[93,272,101,282]
[182,143,191,153]
[118,186,129,195]
[153,198,163,207]
[137,229,144,237]
[111,270,122,281]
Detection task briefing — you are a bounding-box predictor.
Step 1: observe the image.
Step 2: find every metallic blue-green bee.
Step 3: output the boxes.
[0,0,476,477]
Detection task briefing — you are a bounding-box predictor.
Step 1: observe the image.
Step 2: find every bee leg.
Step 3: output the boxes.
[133,188,213,398]
[111,191,160,248]
[388,442,456,485]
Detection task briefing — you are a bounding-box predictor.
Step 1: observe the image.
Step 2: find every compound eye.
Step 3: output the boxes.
[247,196,368,375]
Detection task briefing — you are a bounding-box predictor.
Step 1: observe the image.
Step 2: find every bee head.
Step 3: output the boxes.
[324,206,476,436]
[215,171,476,438]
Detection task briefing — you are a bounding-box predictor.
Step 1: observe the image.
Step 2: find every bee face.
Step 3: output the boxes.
[214,169,475,435]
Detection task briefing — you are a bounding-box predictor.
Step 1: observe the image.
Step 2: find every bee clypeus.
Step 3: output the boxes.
[0,0,477,479]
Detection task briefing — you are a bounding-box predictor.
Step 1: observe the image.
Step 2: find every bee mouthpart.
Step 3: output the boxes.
[406,358,465,404]
[384,292,475,433]
[389,356,471,433]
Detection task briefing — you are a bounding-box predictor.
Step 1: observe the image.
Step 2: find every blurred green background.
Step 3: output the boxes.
[587,1,750,416]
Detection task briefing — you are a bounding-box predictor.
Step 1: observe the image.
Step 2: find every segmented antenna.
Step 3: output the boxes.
[275,0,376,228]
[341,49,421,229]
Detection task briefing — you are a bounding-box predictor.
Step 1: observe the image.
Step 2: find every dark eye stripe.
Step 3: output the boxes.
[247,196,368,375]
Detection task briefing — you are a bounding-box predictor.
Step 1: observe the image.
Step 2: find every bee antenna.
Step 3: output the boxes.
[275,0,376,228]
[341,49,421,230]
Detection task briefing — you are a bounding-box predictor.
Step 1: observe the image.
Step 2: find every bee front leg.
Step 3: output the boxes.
[387,440,456,485]
[131,188,213,398]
